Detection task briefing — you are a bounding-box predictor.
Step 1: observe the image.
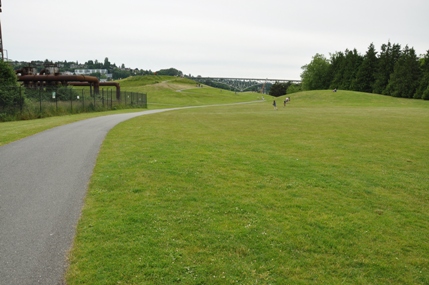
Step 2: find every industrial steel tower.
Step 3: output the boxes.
[0,0,3,61]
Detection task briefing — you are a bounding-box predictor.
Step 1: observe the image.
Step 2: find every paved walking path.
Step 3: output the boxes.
[0,101,261,284]
[0,109,172,285]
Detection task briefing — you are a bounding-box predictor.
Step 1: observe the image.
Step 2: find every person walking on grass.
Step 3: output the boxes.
[284,97,290,107]
[273,100,277,110]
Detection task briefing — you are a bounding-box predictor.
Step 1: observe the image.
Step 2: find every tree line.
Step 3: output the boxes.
[300,42,429,99]
[9,58,183,80]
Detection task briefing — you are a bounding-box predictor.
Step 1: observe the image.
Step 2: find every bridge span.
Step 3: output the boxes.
[191,76,301,92]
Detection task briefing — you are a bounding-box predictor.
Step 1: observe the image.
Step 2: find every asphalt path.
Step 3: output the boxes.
[0,109,173,285]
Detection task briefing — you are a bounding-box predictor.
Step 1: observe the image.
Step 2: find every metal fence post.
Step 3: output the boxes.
[39,88,42,113]
[19,86,23,114]
[92,84,95,107]
[110,89,113,109]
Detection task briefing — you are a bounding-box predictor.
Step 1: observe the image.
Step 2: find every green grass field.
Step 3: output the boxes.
[1,77,428,284]
[66,86,428,284]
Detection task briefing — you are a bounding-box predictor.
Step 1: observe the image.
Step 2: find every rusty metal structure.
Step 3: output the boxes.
[18,74,100,93]
[0,0,4,61]
[17,64,99,94]
[16,63,121,99]
[68,81,121,99]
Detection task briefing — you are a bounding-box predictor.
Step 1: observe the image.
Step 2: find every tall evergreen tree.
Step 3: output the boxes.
[385,46,421,98]
[414,50,429,99]
[373,42,391,94]
[328,51,345,89]
[269,82,291,96]
[302,41,425,99]
[103,57,111,69]
[353,43,378,92]
[373,42,402,95]
[340,49,363,90]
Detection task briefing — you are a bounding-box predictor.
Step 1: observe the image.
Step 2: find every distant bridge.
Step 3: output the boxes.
[192,77,301,92]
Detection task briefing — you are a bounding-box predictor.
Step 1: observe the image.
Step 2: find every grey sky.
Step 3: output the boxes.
[2,0,428,79]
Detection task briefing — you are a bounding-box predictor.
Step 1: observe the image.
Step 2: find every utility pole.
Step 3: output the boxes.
[0,0,4,61]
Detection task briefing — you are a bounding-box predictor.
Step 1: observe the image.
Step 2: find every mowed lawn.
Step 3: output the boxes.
[65,90,429,284]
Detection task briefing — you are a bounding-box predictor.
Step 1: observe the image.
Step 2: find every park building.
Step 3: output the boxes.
[74,68,113,81]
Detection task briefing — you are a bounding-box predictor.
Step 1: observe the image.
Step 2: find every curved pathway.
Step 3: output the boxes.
[0,109,173,285]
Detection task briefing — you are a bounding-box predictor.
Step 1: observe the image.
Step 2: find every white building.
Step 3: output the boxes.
[74,69,112,80]
[74,69,109,75]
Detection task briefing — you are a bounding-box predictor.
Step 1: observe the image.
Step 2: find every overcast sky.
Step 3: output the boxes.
[2,0,429,79]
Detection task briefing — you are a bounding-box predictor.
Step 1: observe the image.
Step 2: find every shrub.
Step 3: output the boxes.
[0,61,23,110]
[422,86,429,100]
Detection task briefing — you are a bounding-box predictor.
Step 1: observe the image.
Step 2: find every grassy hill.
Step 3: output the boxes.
[0,76,259,146]
[63,83,429,284]
[119,75,260,108]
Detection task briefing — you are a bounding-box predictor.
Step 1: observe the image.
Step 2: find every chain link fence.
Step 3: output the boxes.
[0,86,147,121]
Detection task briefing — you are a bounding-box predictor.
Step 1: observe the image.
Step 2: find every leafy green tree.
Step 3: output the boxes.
[43,59,53,66]
[86,60,94,69]
[55,87,80,101]
[301,53,330,90]
[90,72,102,78]
[156,68,183,77]
[385,46,421,98]
[0,61,17,86]
[112,68,131,80]
[422,85,429,100]
[269,82,291,97]
[353,43,378,92]
[286,83,302,94]
[0,60,22,110]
